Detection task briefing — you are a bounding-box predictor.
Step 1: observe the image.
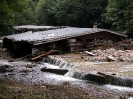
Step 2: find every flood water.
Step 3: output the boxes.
[0,59,133,98]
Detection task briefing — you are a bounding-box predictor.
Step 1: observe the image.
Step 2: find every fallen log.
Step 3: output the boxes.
[84,72,114,84]
[31,50,57,61]
[41,68,68,75]
[83,73,105,84]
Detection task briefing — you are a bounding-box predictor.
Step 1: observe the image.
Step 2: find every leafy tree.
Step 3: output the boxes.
[105,0,133,31]
[35,0,57,25]
[15,0,36,25]
[0,0,26,35]
[124,0,133,31]
[35,0,108,28]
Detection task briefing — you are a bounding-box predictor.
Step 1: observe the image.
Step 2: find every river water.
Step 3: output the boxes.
[0,59,133,98]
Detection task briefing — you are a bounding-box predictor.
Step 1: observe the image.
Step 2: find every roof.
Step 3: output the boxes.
[13,25,66,30]
[4,27,127,45]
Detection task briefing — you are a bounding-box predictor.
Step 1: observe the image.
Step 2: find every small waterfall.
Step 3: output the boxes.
[65,70,86,79]
[43,56,86,79]
[71,71,86,79]
[43,56,133,88]
[43,56,74,69]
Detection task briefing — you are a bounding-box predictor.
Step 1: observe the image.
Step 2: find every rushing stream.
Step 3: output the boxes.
[0,59,133,98]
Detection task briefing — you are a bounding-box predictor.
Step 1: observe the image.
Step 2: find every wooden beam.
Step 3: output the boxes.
[31,50,57,61]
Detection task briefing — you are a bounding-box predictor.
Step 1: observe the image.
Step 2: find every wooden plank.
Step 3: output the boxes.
[84,51,95,56]
[31,50,57,61]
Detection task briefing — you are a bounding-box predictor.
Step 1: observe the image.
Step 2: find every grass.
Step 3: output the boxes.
[0,78,90,99]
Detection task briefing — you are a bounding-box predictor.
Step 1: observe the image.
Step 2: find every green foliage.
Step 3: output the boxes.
[0,0,112,34]
[35,0,108,27]
[2,0,133,34]
[35,0,57,25]
[105,0,133,31]
[15,0,36,25]
[4,0,133,34]
[0,0,26,35]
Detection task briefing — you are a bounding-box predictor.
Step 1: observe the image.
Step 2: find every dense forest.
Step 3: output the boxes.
[0,0,133,35]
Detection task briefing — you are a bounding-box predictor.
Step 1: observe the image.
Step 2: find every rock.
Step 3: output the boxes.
[81,56,85,59]
[62,82,70,87]
[20,69,31,73]
[119,96,126,99]
[111,73,116,75]
[106,56,115,61]
[128,92,133,96]
[85,59,88,61]
[8,59,14,62]
[0,65,13,73]
[25,63,36,68]
[118,57,124,62]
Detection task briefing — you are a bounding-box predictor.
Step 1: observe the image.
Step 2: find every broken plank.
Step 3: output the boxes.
[84,51,95,56]
[31,50,57,61]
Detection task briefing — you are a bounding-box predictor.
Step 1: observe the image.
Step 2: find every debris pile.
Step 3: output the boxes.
[86,39,133,50]
[87,48,133,62]
[79,39,133,62]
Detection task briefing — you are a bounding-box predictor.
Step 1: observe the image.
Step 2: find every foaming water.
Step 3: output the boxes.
[1,60,133,98]
[104,85,133,92]
[0,60,84,85]
[39,62,60,69]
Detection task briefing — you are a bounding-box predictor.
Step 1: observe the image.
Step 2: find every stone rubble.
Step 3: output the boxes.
[89,48,133,62]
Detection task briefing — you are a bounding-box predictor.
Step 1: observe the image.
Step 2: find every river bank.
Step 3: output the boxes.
[0,78,91,99]
[0,49,92,99]
[1,49,133,99]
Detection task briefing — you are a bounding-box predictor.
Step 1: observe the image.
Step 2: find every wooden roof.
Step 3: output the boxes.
[4,27,127,45]
[13,25,66,30]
